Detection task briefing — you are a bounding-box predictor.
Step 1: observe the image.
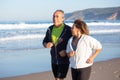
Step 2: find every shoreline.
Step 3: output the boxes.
[0,58,120,80]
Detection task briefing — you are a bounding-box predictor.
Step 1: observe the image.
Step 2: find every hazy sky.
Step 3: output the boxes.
[0,0,120,22]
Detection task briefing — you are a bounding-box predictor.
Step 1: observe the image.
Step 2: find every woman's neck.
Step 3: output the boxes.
[76,34,82,39]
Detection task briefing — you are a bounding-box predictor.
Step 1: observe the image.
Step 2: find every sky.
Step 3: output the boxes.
[0,0,120,22]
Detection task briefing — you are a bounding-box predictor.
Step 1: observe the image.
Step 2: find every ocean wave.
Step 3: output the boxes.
[0,47,45,52]
[87,22,120,26]
[0,23,52,30]
[90,29,120,34]
[0,22,120,30]
[0,29,120,42]
[0,34,45,42]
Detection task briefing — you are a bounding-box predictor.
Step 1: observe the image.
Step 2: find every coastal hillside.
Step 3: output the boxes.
[65,6,120,20]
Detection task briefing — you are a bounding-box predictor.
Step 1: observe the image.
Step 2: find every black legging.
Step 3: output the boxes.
[71,66,91,80]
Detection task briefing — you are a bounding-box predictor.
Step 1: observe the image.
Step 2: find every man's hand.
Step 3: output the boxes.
[46,42,53,48]
[59,50,66,57]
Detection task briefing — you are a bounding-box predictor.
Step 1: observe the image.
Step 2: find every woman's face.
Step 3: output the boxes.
[72,24,78,36]
[72,24,82,37]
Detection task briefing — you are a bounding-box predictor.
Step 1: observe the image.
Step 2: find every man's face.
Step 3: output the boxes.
[53,11,64,27]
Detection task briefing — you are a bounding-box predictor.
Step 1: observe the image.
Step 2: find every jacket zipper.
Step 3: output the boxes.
[48,28,58,64]
[55,29,67,64]
[70,37,77,68]
[75,35,84,69]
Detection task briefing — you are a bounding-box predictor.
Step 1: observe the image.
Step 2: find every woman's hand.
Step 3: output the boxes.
[86,57,94,64]
[67,51,75,57]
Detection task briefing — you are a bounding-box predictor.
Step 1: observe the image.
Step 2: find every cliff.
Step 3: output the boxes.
[65,6,120,20]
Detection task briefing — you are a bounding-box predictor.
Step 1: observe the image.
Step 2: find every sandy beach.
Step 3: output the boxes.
[0,58,120,80]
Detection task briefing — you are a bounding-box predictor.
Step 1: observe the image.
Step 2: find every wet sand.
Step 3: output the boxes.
[0,58,120,80]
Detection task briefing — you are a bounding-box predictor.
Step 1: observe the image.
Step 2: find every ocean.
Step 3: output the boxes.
[0,20,120,78]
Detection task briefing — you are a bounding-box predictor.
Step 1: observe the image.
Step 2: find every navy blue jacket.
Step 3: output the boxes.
[43,24,72,64]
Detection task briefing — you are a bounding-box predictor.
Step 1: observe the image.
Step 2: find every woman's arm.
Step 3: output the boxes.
[86,49,102,64]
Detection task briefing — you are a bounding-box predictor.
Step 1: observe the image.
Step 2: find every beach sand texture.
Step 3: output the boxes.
[0,58,120,80]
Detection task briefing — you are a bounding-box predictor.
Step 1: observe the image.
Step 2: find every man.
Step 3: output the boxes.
[43,10,72,80]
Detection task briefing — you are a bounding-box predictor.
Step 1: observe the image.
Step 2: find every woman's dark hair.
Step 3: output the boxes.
[74,19,89,35]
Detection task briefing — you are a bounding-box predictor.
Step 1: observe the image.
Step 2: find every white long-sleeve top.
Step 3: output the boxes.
[66,35,102,69]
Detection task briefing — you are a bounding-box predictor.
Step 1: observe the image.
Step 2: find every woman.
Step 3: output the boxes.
[66,19,102,80]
